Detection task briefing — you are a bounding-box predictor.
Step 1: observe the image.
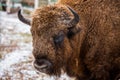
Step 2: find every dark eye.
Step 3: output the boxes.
[53,31,64,45]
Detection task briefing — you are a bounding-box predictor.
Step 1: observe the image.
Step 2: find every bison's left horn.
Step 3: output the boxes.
[18,9,31,25]
[67,6,80,27]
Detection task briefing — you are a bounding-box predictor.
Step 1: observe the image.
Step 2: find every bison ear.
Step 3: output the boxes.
[67,27,81,38]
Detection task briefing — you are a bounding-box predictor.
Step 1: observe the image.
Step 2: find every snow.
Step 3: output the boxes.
[0,11,75,80]
[0,11,39,80]
[0,50,31,73]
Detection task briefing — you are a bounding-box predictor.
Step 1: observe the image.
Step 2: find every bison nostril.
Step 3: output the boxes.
[34,59,52,69]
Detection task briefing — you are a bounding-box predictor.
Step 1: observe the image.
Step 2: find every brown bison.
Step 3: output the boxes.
[18,0,120,80]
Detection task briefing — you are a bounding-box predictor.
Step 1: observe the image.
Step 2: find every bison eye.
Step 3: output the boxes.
[53,31,64,45]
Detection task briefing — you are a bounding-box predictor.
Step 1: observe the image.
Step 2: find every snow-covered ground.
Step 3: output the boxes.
[0,11,75,80]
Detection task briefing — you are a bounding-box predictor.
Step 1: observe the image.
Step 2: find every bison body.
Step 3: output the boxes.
[18,0,120,80]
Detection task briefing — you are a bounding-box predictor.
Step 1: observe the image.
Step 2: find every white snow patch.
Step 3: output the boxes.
[0,50,31,73]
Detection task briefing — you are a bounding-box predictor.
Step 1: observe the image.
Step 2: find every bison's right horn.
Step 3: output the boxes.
[67,6,80,27]
[18,9,31,25]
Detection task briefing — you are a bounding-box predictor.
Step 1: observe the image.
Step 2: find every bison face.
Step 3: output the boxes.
[18,5,81,76]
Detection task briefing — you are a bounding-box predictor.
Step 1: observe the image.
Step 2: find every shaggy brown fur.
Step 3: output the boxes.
[30,0,120,80]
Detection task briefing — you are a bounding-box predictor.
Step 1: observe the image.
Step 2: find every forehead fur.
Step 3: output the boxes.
[31,5,72,32]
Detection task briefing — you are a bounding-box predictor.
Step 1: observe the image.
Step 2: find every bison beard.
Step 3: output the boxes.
[18,0,120,80]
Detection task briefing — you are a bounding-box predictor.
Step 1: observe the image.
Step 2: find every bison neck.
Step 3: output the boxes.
[65,30,89,79]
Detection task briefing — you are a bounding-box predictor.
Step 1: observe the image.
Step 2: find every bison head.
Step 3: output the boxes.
[18,5,82,77]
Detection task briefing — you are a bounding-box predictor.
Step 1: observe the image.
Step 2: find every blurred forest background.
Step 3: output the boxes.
[0,0,74,80]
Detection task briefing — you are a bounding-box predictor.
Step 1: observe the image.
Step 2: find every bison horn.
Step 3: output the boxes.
[18,9,31,25]
[67,6,80,27]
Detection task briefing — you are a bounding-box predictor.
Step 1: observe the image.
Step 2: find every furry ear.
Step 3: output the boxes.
[67,27,81,38]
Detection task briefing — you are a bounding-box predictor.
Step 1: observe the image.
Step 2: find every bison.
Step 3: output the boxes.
[18,0,120,80]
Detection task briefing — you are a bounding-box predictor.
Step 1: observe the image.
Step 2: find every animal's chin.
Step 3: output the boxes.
[34,65,51,74]
[34,66,62,76]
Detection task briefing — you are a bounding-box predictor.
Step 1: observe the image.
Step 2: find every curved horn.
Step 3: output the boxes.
[18,9,31,25]
[67,6,80,27]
